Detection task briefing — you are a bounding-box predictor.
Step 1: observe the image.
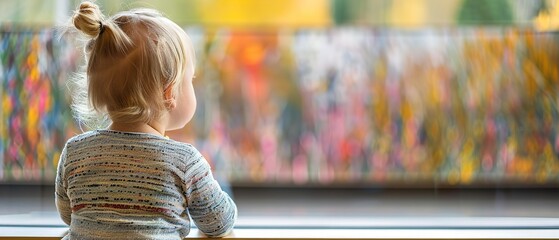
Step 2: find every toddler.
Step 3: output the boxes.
[55,2,237,239]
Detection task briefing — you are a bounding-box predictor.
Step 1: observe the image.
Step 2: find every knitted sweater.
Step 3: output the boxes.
[55,130,237,239]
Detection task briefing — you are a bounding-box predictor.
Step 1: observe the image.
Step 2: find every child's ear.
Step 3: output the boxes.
[164,86,177,110]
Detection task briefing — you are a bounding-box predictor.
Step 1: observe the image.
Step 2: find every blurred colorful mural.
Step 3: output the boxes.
[0,29,79,182]
[1,0,559,186]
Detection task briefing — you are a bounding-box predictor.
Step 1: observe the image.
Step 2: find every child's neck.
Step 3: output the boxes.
[109,121,165,136]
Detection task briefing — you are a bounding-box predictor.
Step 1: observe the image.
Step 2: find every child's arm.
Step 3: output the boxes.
[185,151,237,237]
[55,146,72,225]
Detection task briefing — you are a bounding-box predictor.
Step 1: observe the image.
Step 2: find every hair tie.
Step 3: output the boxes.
[99,21,105,35]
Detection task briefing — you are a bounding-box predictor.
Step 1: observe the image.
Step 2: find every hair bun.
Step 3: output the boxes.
[73,1,105,38]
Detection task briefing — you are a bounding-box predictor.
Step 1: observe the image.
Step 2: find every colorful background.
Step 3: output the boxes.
[1,0,559,186]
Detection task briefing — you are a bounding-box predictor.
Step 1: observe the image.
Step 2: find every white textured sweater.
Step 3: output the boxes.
[55,130,237,239]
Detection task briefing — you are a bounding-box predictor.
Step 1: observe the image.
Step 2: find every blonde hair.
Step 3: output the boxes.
[69,1,195,128]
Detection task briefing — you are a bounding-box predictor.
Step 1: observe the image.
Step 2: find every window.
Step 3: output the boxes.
[1,0,558,238]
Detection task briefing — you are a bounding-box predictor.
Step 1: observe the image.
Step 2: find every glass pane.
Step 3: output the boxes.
[0,0,558,237]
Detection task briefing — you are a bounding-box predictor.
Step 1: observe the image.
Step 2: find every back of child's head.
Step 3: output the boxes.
[70,1,195,126]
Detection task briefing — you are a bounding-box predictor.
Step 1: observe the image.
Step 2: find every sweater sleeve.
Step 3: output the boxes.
[55,145,71,225]
[185,149,237,238]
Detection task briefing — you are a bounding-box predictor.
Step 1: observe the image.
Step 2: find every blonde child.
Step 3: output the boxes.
[55,2,237,239]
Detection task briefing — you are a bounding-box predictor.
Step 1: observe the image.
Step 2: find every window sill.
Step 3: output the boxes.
[0,214,558,239]
[1,227,559,239]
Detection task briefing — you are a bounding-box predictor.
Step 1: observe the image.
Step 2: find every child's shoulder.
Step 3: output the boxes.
[65,130,99,144]
[165,138,200,157]
[64,129,199,153]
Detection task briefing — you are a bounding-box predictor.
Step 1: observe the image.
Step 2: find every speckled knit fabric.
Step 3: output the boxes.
[55,130,237,239]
